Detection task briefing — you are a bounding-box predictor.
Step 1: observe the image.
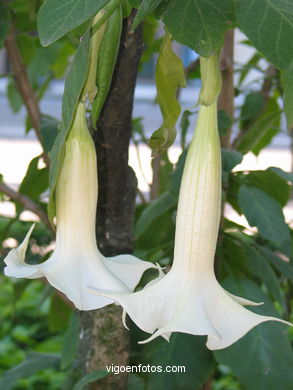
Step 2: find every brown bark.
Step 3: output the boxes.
[218,30,234,149]
[5,29,50,167]
[77,11,143,390]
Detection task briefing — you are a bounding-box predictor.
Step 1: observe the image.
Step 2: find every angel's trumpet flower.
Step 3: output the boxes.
[4,103,154,310]
[89,55,292,349]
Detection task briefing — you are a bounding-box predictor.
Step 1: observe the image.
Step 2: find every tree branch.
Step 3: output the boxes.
[0,181,54,236]
[5,29,50,167]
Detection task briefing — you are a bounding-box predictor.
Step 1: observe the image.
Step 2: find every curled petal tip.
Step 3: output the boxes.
[122,310,129,330]
[4,223,42,279]
[227,291,264,307]
[138,328,171,344]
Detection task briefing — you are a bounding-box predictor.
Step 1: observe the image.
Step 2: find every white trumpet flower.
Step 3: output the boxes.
[4,103,154,310]
[89,101,291,350]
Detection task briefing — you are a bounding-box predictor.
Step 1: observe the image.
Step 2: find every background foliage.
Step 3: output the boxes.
[0,0,292,389]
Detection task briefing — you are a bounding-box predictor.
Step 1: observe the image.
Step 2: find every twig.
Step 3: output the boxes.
[0,181,55,236]
[5,29,50,167]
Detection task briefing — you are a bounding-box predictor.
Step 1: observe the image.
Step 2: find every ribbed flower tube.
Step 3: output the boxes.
[4,103,154,310]
[89,95,292,350]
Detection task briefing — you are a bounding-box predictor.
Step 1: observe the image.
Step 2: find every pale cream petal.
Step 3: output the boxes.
[225,291,263,306]
[122,310,129,330]
[204,282,292,350]
[105,254,158,290]
[4,224,44,279]
[89,274,292,349]
[88,273,178,334]
[42,251,131,311]
[4,225,154,311]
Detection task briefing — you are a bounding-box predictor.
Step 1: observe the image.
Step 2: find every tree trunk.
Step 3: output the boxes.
[77,12,143,390]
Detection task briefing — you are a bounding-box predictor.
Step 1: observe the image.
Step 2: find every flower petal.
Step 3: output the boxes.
[205,282,292,350]
[4,224,44,279]
[88,274,292,349]
[105,254,158,290]
[225,291,263,306]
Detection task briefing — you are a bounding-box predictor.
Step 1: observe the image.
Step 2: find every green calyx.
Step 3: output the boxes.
[199,51,222,106]
[82,11,108,103]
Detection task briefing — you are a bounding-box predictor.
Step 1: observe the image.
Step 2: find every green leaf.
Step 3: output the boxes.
[16,34,36,65]
[244,169,290,207]
[158,152,174,195]
[48,28,91,221]
[60,312,79,370]
[214,278,293,390]
[252,126,279,155]
[0,352,60,390]
[243,245,284,305]
[237,99,280,155]
[226,174,242,214]
[222,149,243,175]
[0,0,10,48]
[48,293,72,332]
[128,374,146,390]
[150,31,186,155]
[73,371,108,390]
[169,149,187,196]
[51,42,76,79]
[222,233,250,277]
[238,52,262,87]
[163,0,236,56]
[218,110,232,136]
[238,185,290,245]
[60,30,91,131]
[282,65,293,128]
[92,5,122,124]
[19,156,49,202]
[40,115,59,154]
[132,0,162,30]
[37,0,108,46]
[135,192,176,239]
[135,206,175,259]
[258,246,293,283]
[129,0,141,7]
[143,334,215,390]
[237,0,293,70]
[240,92,264,128]
[269,166,293,184]
[6,78,22,113]
[27,42,61,88]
